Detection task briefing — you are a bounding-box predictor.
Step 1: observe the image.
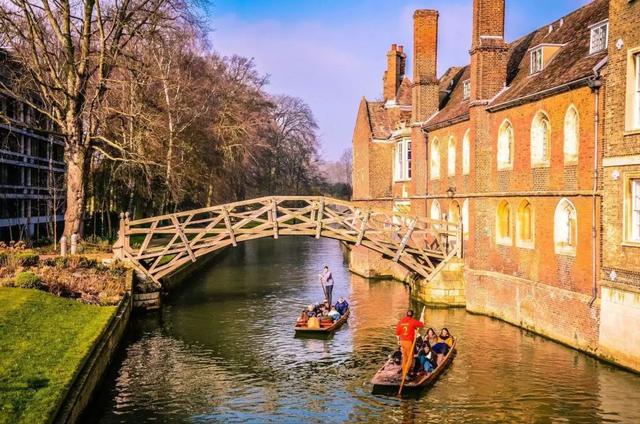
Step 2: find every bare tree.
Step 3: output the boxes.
[0,0,196,236]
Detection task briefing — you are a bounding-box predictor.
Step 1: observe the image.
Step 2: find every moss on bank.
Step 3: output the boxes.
[0,288,115,424]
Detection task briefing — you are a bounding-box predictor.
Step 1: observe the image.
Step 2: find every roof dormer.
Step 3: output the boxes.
[529,43,563,75]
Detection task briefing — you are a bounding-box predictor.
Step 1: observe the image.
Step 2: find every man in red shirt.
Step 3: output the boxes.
[395,310,425,380]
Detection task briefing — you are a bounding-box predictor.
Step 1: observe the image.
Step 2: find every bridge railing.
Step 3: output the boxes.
[115,196,462,283]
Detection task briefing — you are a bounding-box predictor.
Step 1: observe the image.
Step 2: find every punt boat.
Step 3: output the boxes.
[294,308,350,335]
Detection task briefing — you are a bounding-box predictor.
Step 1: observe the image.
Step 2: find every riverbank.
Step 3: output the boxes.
[0,288,116,424]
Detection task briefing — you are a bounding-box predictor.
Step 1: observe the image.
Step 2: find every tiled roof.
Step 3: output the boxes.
[396,76,413,106]
[365,100,412,139]
[427,0,608,128]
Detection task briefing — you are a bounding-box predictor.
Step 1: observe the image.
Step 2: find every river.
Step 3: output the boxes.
[89,237,640,423]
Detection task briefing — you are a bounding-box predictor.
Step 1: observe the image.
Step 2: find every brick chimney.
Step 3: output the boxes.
[412,10,439,122]
[470,0,508,102]
[383,44,406,102]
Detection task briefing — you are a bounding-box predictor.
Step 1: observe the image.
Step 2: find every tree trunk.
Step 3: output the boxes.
[63,145,89,237]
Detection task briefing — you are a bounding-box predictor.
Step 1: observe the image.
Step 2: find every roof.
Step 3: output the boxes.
[365,100,411,139]
[427,0,608,128]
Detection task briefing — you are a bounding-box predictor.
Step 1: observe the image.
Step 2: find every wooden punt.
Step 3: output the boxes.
[370,338,456,393]
[294,308,350,335]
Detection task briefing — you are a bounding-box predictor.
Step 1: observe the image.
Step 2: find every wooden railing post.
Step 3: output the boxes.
[315,199,324,239]
[112,212,127,259]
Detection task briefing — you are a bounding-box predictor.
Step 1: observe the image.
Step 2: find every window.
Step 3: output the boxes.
[497,120,514,170]
[393,201,411,226]
[430,138,440,179]
[530,47,543,74]
[463,80,471,100]
[625,176,640,244]
[589,21,608,54]
[564,106,579,162]
[449,201,461,224]
[531,111,550,166]
[462,130,470,175]
[462,199,469,236]
[430,200,441,221]
[496,200,512,245]
[447,136,456,176]
[394,138,411,181]
[516,200,534,248]
[554,198,577,255]
[635,53,640,129]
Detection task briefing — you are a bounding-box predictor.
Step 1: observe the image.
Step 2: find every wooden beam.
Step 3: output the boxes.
[137,220,158,258]
[315,199,324,239]
[171,214,196,262]
[393,219,416,262]
[221,207,237,247]
[271,199,279,239]
[355,211,370,246]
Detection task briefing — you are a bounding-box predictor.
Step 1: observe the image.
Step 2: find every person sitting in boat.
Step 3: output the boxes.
[306,304,316,318]
[425,327,438,346]
[335,297,349,315]
[432,328,453,355]
[395,310,425,381]
[417,343,437,373]
[390,347,402,366]
[298,309,309,324]
[327,306,340,321]
[307,315,321,329]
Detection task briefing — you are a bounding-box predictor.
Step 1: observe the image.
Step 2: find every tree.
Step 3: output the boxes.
[0,0,196,236]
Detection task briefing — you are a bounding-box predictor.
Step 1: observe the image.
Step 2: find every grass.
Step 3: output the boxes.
[0,288,116,424]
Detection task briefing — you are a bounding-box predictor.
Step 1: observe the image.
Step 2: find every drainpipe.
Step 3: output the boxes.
[587,61,604,307]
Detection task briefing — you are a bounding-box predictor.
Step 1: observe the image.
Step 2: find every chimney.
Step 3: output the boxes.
[470,0,508,102]
[383,44,406,102]
[412,10,439,122]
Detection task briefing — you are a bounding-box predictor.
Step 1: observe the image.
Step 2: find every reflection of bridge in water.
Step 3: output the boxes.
[114,196,462,284]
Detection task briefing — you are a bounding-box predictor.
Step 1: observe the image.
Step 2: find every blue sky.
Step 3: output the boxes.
[207,0,589,161]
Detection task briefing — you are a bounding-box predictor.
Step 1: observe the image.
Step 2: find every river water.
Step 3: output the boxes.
[89,237,640,423]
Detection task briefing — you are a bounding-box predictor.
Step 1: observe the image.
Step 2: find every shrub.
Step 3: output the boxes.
[14,251,40,267]
[0,252,7,266]
[54,257,69,268]
[15,271,43,289]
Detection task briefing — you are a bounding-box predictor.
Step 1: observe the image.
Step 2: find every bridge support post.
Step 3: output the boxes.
[356,210,370,246]
[393,219,416,262]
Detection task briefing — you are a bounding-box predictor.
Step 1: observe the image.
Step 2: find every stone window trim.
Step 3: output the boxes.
[623,171,640,247]
[515,199,535,249]
[462,129,471,175]
[588,20,608,55]
[554,198,577,256]
[447,136,456,177]
[625,48,640,132]
[393,137,412,182]
[430,199,442,229]
[461,199,469,238]
[430,137,441,180]
[530,47,544,74]
[531,110,551,168]
[495,200,513,246]
[563,105,580,164]
[463,80,471,100]
[497,119,514,171]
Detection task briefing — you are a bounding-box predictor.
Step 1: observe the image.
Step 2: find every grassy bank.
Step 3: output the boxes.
[0,288,116,424]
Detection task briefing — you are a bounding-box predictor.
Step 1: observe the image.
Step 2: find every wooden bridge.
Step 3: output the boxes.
[114,196,462,284]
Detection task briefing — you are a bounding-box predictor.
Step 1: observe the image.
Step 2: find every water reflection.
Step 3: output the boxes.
[90,237,640,423]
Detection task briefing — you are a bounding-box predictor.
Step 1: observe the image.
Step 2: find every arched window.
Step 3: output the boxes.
[554,198,577,255]
[447,136,456,176]
[449,200,461,224]
[516,200,534,248]
[462,129,471,175]
[564,106,579,162]
[430,200,441,221]
[462,199,469,236]
[496,200,512,244]
[497,120,514,170]
[531,111,551,166]
[430,138,440,179]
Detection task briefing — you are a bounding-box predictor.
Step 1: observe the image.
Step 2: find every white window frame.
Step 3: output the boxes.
[463,80,471,100]
[497,120,514,170]
[462,199,469,237]
[589,21,608,55]
[430,138,440,180]
[393,138,411,182]
[462,129,471,175]
[624,175,640,245]
[531,111,551,167]
[635,53,640,129]
[554,198,577,256]
[564,105,579,163]
[447,136,456,176]
[530,47,544,74]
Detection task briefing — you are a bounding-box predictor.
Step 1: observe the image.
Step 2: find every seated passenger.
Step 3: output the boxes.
[306,304,315,318]
[417,343,437,373]
[298,309,309,324]
[431,328,453,355]
[327,307,340,321]
[335,297,349,315]
[390,348,402,366]
[307,315,320,329]
[425,327,438,346]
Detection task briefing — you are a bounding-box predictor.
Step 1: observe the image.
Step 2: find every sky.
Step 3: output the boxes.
[206,0,590,161]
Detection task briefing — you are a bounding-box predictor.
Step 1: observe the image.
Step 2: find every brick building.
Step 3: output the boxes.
[0,52,66,241]
[351,0,640,371]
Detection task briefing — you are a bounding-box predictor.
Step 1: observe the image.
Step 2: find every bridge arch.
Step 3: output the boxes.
[114,196,462,284]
